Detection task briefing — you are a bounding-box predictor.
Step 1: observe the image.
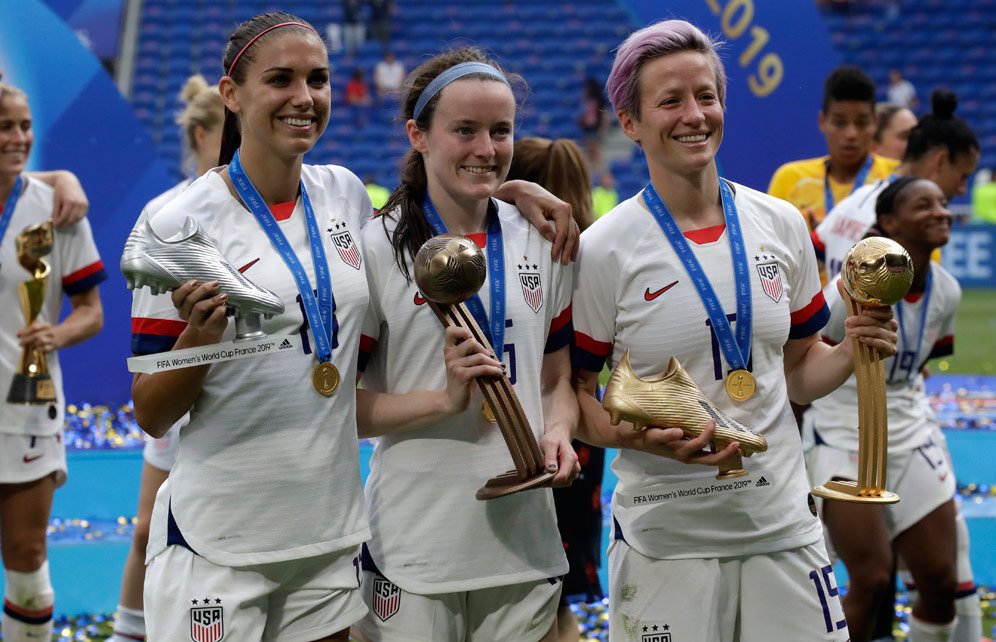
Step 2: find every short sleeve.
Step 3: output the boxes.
[571,231,617,372]
[56,218,107,296]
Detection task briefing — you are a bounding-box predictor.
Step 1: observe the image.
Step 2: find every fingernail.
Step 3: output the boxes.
[188,279,198,287]
[547,463,558,471]
[218,294,228,301]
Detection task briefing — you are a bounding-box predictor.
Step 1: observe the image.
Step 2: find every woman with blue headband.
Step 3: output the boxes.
[352,48,579,642]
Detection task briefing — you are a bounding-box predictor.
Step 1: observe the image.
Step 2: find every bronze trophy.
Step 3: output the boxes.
[812,237,913,504]
[7,221,57,404]
[602,351,768,479]
[414,234,555,500]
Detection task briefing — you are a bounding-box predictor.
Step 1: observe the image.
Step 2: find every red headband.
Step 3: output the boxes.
[226,21,316,77]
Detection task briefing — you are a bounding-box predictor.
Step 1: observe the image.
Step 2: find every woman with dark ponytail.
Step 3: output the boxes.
[353,48,579,642]
[132,13,373,641]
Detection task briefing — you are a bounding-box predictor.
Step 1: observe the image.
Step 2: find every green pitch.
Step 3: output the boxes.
[937,288,996,375]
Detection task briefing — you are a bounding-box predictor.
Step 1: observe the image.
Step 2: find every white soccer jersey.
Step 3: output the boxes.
[573,181,829,561]
[140,164,372,567]
[812,181,886,282]
[0,177,106,437]
[808,265,959,453]
[358,200,572,594]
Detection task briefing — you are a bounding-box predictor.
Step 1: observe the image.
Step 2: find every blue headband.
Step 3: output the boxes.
[412,62,510,121]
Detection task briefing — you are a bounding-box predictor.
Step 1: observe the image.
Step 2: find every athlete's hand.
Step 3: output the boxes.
[496,179,579,264]
[619,420,742,467]
[837,280,899,358]
[441,325,504,415]
[540,428,580,487]
[17,320,60,353]
[50,171,89,228]
[171,279,228,345]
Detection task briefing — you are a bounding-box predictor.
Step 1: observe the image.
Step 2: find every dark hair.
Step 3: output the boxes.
[218,12,323,165]
[874,176,921,224]
[507,137,595,232]
[381,47,521,281]
[903,89,979,165]
[822,65,876,113]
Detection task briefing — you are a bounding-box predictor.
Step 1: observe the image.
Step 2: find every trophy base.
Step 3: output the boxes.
[715,448,749,480]
[476,469,556,501]
[812,480,900,504]
[7,374,57,405]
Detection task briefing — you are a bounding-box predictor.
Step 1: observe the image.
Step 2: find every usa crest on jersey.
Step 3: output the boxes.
[372,577,401,621]
[190,603,224,642]
[755,258,783,302]
[518,263,543,313]
[329,221,362,270]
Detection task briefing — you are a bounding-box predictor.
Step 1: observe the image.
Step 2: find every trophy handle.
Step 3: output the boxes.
[425,300,555,499]
[812,295,899,504]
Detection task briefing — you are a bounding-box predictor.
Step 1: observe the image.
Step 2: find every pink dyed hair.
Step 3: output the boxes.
[606,20,726,119]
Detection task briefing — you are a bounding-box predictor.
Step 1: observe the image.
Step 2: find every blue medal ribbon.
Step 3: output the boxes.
[229,151,336,363]
[891,268,933,386]
[421,196,506,356]
[642,179,752,374]
[824,155,874,212]
[0,175,25,249]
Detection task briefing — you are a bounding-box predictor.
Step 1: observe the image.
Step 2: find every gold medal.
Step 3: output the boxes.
[481,400,498,424]
[725,369,756,402]
[312,362,340,397]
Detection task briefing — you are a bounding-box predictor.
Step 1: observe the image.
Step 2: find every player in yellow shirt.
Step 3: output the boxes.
[768,66,898,230]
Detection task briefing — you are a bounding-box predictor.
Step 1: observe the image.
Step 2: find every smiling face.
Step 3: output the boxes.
[617,51,723,180]
[819,100,877,168]
[221,31,330,160]
[0,92,32,181]
[881,179,952,252]
[408,78,516,210]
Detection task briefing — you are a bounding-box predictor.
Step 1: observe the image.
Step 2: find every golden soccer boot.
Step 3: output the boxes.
[602,351,768,478]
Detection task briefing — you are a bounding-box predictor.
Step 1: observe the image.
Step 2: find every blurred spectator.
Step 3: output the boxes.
[971,168,996,223]
[578,76,608,171]
[342,0,365,56]
[364,175,391,211]
[591,171,618,219]
[345,68,372,107]
[872,103,917,161]
[368,0,394,53]
[886,68,917,110]
[374,51,405,100]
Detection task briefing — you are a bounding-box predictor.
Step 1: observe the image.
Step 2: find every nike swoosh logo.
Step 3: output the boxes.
[414,292,428,306]
[22,454,43,463]
[644,280,679,301]
[238,258,261,273]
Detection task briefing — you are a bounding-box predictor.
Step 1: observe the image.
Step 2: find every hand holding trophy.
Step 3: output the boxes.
[414,234,556,499]
[812,237,913,503]
[7,221,56,404]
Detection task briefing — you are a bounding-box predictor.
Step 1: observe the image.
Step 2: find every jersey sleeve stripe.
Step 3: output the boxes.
[545,305,573,354]
[572,331,611,372]
[357,333,378,372]
[789,291,830,339]
[62,261,108,295]
[810,229,826,261]
[132,318,187,336]
[132,334,179,356]
[926,335,954,361]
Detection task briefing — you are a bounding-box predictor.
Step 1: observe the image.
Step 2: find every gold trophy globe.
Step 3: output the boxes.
[7,221,57,404]
[812,236,914,504]
[414,234,556,500]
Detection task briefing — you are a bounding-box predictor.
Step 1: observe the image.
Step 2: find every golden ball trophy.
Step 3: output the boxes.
[812,237,914,504]
[602,351,768,479]
[414,234,555,500]
[7,221,57,404]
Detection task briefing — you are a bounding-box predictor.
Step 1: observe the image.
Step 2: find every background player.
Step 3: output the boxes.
[768,66,898,231]
[109,73,223,642]
[353,49,578,642]
[806,177,962,642]
[507,136,603,642]
[872,103,918,162]
[571,21,898,641]
[0,81,106,642]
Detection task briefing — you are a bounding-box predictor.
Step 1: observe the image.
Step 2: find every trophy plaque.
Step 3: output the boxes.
[7,221,57,404]
[414,234,556,500]
[603,351,768,479]
[812,237,913,504]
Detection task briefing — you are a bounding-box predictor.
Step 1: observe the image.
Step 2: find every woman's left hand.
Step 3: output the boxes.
[50,172,90,228]
[539,429,580,487]
[838,281,899,358]
[17,321,60,354]
[496,179,579,264]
